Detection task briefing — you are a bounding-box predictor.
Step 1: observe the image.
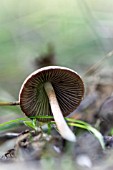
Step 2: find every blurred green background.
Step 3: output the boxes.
[0,0,113,99]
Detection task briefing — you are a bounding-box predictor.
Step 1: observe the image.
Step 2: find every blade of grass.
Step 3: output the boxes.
[0,117,27,128]
[68,122,105,150]
[0,116,104,149]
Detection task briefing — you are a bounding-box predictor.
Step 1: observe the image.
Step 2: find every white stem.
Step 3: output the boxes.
[44,82,76,142]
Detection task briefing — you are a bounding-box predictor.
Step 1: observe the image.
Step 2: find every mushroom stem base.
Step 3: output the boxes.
[44,82,76,142]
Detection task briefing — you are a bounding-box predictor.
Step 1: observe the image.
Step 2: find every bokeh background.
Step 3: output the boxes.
[0,0,113,99]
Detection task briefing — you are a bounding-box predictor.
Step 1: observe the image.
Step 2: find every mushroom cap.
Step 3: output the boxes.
[19,66,84,122]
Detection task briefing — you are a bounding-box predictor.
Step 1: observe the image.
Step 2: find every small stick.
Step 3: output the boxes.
[83,50,113,78]
[0,101,20,106]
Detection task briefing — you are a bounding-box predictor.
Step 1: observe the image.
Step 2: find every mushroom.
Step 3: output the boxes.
[0,66,84,142]
[19,66,84,142]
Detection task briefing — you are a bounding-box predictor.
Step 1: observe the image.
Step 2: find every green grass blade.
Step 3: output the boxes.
[0,116,105,149]
[68,122,105,150]
[0,117,27,128]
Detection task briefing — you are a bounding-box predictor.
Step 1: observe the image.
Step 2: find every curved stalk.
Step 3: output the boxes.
[44,82,76,142]
[0,101,20,106]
